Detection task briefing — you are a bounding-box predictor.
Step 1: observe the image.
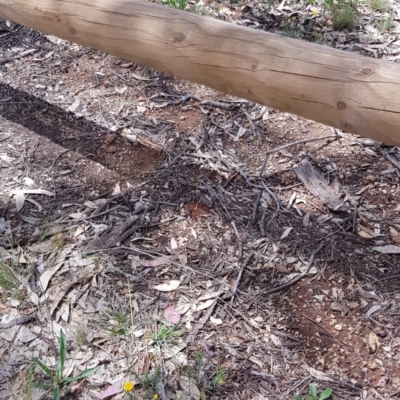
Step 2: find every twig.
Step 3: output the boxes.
[264,244,324,295]
[259,211,267,236]
[261,181,283,212]
[231,221,243,260]
[186,299,218,344]
[259,134,336,176]
[0,49,38,65]
[301,314,353,351]
[47,149,72,174]
[0,314,35,329]
[345,275,400,300]
[252,191,262,224]
[380,149,400,172]
[230,253,253,307]
[244,110,261,146]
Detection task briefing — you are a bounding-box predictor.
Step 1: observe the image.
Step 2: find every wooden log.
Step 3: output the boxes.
[1,0,400,145]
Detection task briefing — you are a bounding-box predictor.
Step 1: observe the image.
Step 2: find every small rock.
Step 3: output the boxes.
[348,301,359,309]
[330,301,344,312]
[365,174,376,183]
[105,146,116,153]
[334,324,342,331]
[369,361,379,370]
[104,134,116,144]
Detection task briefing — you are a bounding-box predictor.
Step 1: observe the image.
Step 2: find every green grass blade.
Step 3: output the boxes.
[62,366,99,383]
[320,388,333,400]
[309,384,317,398]
[32,358,53,377]
[53,386,61,400]
[32,381,52,390]
[57,329,67,382]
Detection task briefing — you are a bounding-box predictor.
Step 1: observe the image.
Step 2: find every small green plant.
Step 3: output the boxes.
[74,326,88,350]
[0,259,20,297]
[369,0,391,12]
[151,323,182,345]
[166,0,188,10]
[132,364,162,399]
[212,368,227,387]
[32,330,98,399]
[264,0,278,13]
[295,384,333,400]
[324,0,357,30]
[374,12,394,31]
[281,20,298,38]
[101,309,131,335]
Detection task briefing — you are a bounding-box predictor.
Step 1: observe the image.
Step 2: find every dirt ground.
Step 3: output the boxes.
[1,3,400,400]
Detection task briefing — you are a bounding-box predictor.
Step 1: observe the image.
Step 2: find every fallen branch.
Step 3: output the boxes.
[264,244,324,295]
[259,134,337,176]
[230,253,253,307]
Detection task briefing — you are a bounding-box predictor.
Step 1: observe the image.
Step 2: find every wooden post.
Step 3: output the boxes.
[1,0,400,145]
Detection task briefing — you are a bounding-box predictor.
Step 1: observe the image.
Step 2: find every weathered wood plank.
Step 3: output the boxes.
[294,159,347,212]
[1,0,400,145]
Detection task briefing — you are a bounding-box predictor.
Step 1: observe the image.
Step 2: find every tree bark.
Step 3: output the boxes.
[1,0,400,145]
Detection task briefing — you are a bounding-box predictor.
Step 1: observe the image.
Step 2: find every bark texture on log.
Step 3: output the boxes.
[1,0,400,145]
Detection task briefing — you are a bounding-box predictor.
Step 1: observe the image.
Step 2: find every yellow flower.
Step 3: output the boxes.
[124,381,134,392]
[311,9,318,15]
[153,395,159,399]
[218,379,224,385]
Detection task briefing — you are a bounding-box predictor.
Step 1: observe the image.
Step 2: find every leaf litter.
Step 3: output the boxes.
[1,5,400,399]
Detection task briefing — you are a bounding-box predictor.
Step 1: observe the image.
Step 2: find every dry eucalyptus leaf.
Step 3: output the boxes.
[171,238,178,250]
[196,299,216,312]
[210,316,223,325]
[280,227,293,240]
[198,292,221,301]
[39,262,64,292]
[99,379,123,399]
[68,98,81,112]
[14,192,26,212]
[153,280,180,292]
[139,255,173,267]
[358,224,375,238]
[111,182,121,196]
[306,366,332,381]
[11,189,54,196]
[372,245,400,254]
[366,304,381,317]
[179,376,201,400]
[164,306,181,324]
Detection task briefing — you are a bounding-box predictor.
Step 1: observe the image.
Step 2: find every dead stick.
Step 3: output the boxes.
[230,253,253,307]
[259,134,336,176]
[264,244,324,295]
[302,314,353,351]
[0,48,38,65]
[380,149,400,172]
[186,299,218,344]
[252,191,262,224]
[244,110,260,146]
[231,221,243,261]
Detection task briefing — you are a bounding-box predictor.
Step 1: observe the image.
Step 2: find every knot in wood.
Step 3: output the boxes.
[337,101,347,110]
[173,33,186,43]
[69,26,77,35]
[360,68,373,76]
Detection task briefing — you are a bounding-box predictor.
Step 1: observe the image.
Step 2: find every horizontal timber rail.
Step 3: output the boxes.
[0,0,400,145]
